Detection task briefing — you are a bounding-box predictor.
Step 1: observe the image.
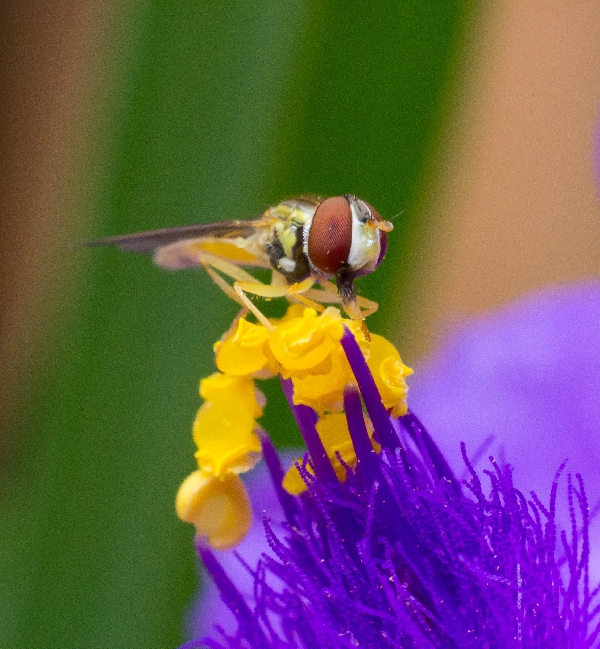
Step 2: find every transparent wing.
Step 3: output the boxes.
[83,217,274,270]
[84,219,261,253]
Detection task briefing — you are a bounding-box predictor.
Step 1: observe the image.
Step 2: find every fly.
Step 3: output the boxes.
[86,194,393,330]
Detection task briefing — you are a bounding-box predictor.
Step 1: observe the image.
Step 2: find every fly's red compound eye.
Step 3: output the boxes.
[307,196,352,274]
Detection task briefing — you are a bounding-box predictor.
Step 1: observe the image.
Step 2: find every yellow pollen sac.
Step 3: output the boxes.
[367,334,413,417]
[199,372,264,419]
[317,413,358,477]
[176,470,252,550]
[214,319,275,377]
[291,348,353,414]
[283,413,378,494]
[194,376,262,475]
[269,308,344,379]
[282,459,313,495]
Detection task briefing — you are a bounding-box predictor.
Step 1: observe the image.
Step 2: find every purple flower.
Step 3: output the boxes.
[184,283,600,648]
[409,281,600,580]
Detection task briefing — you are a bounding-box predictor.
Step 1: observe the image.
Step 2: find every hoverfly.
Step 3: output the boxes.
[86,194,392,330]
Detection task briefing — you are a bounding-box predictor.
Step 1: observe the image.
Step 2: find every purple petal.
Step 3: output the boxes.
[409,281,600,578]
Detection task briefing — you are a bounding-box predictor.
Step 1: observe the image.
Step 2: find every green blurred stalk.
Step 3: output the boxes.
[0,1,474,647]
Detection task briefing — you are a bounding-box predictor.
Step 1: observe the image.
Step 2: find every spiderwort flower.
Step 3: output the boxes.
[176,306,411,551]
[409,281,600,577]
[177,300,600,648]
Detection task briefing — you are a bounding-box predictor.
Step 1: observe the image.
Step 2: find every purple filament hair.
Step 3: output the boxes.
[340,326,398,450]
[188,329,600,649]
[280,377,337,484]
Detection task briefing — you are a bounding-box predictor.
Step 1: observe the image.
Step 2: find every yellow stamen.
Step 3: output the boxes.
[176,470,252,550]
[269,307,344,378]
[193,398,262,476]
[176,305,413,544]
[291,348,352,414]
[214,319,276,377]
[199,372,264,418]
[366,335,413,417]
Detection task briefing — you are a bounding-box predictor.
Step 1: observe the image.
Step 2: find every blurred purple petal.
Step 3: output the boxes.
[187,453,296,639]
[409,281,600,576]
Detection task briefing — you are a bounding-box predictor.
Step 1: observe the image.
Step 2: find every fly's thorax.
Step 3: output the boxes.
[264,199,315,283]
[266,199,317,229]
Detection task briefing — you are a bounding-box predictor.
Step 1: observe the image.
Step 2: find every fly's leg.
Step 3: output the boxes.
[197,252,274,329]
[231,285,275,330]
[353,295,379,318]
[199,260,250,339]
[199,258,247,306]
[313,279,379,318]
[197,250,330,328]
[286,277,323,311]
[234,277,322,323]
[302,287,341,304]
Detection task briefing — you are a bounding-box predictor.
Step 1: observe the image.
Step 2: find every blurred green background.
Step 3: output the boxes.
[0,1,474,647]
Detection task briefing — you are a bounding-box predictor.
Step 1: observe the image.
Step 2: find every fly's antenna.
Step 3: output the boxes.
[389,208,405,222]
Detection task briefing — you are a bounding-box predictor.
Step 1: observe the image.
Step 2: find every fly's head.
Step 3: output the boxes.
[304,194,392,318]
[305,195,391,278]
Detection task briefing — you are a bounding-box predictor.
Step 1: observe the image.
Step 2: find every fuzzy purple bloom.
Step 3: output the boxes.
[184,286,600,648]
[409,281,600,579]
